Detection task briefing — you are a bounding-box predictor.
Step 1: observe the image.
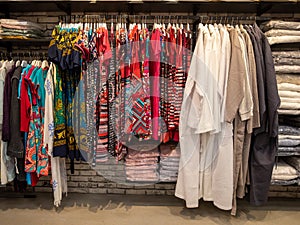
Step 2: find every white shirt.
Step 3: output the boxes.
[44,63,67,207]
[211,24,234,210]
[175,24,216,208]
[176,24,227,208]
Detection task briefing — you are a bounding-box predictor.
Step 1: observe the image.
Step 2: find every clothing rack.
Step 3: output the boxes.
[60,14,272,24]
[57,14,270,53]
[0,52,48,61]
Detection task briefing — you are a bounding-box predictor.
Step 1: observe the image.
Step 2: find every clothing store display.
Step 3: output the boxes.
[273,51,300,67]
[284,156,300,172]
[275,65,300,74]
[0,13,298,215]
[44,63,68,206]
[277,126,300,156]
[261,20,300,45]
[271,160,299,185]
[278,147,300,156]
[159,143,180,182]
[0,60,16,185]
[271,28,300,185]
[0,19,44,39]
[175,22,280,216]
[125,147,159,182]
[279,126,300,135]
[48,25,83,172]
[267,36,300,45]
[269,18,300,189]
[275,74,299,117]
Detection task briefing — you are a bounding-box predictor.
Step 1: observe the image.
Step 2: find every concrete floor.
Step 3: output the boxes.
[0,193,299,225]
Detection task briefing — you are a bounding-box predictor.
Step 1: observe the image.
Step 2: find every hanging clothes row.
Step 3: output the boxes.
[47,20,193,163]
[0,19,44,40]
[175,22,280,216]
[0,52,48,63]
[0,56,68,206]
[0,16,279,209]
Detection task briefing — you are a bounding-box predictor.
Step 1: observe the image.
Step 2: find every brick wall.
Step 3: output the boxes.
[33,159,300,197]
[0,12,299,198]
[35,158,177,196]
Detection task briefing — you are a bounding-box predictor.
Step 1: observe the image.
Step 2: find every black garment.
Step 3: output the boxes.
[245,25,266,135]
[16,157,26,182]
[248,24,280,206]
[7,66,24,158]
[2,65,15,141]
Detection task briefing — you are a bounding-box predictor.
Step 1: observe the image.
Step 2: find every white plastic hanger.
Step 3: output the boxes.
[37,60,42,67]
[42,60,49,69]
[9,59,14,66]
[1,60,8,70]
[15,60,21,67]
[21,60,27,68]
[31,60,36,66]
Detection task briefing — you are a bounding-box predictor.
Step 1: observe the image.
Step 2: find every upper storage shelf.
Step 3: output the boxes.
[0,1,299,15]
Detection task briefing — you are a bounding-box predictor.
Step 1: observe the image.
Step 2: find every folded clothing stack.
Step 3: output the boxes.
[271,160,299,185]
[274,51,300,74]
[125,146,159,183]
[159,144,180,182]
[0,19,44,40]
[273,52,300,116]
[284,156,300,174]
[261,20,300,45]
[278,126,300,156]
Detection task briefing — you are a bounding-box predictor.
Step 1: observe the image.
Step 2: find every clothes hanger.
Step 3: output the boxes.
[162,16,166,30]
[159,16,162,29]
[37,57,42,67]
[15,53,21,67]
[42,59,49,69]
[9,52,14,65]
[0,58,8,70]
[20,53,27,68]
[186,19,190,38]
[111,16,114,34]
[31,52,36,66]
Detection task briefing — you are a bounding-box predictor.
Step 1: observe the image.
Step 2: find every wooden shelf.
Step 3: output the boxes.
[0,1,299,15]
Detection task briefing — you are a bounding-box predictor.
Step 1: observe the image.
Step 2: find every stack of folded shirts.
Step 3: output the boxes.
[159,144,180,182]
[271,160,299,185]
[273,51,300,74]
[284,156,300,173]
[125,146,159,183]
[274,58,300,116]
[283,156,300,185]
[0,19,44,40]
[278,125,300,156]
[261,20,300,45]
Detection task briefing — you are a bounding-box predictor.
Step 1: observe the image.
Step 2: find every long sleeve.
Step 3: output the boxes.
[43,63,55,154]
[225,28,246,123]
[7,66,24,158]
[2,65,15,141]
